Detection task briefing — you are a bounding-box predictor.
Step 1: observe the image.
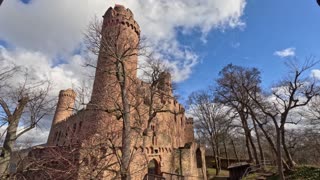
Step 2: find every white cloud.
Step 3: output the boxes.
[0,46,95,145]
[311,69,320,79]
[274,47,296,58]
[0,0,89,56]
[0,0,246,82]
[0,46,92,95]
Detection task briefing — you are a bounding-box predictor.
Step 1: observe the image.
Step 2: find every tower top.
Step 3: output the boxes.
[59,89,76,99]
[186,117,194,125]
[102,5,140,36]
[115,4,125,9]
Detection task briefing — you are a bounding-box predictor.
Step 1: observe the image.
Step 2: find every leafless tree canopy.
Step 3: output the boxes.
[188,59,320,180]
[0,61,55,177]
[188,90,234,175]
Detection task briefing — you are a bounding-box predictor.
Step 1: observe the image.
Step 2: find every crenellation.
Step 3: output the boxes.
[103,5,140,36]
[104,19,140,34]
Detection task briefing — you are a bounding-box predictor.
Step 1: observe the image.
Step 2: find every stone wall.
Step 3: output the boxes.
[174,143,207,180]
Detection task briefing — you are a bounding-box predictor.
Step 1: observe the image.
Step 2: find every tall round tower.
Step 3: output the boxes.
[90,4,141,109]
[52,89,76,124]
[47,89,76,145]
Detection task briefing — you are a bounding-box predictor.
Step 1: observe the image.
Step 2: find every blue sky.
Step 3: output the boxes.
[20,0,31,4]
[177,0,320,102]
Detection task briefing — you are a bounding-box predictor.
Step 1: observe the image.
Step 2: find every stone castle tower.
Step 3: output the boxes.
[24,5,207,180]
[52,89,76,124]
[90,4,140,109]
[47,89,76,144]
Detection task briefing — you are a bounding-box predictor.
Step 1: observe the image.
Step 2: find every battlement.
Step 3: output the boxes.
[158,71,172,94]
[159,72,171,80]
[59,89,76,99]
[103,5,140,36]
[186,118,194,125]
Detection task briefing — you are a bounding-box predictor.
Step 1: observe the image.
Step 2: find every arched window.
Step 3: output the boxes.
[196,148,203,168]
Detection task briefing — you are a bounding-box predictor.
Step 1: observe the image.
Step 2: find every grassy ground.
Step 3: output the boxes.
[242,173,259,180]
[208,165,320,180]
[207,168,229,177]
[285,166,320,180]
[244,166,320,180]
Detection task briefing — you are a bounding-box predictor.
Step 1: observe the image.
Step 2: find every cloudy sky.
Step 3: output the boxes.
[0,0,320,145]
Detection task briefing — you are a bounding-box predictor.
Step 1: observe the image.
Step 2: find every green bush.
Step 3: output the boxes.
[287,166,320,180]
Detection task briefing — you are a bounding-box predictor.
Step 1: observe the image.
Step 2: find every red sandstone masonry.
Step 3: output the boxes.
[26,5,207,180]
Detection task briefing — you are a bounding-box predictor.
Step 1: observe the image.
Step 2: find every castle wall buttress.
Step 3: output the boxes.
[184,118,195,143]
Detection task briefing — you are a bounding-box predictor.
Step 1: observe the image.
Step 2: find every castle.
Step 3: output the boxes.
[20,5,207,180]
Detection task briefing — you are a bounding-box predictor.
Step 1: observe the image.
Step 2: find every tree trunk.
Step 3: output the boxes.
[248,107,276,165]
[255,120,277,156]
[0,97,28,177]
[244,132,253,162]
[0,117,18,176]
[118,64,131,180]
[280,127,296,168]
[276,128,285,180]
[211,139,220,175]
[121,111,131,180]
[248,129,260,165]
[215,139,221,175]
[239,110,259,164]
[223,138,229,167]
[253,118,264,165]
[231,138,239,161]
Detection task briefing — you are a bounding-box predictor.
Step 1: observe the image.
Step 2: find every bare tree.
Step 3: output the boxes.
[288,128,320,165]
[188,90,233,175]
[215,64,261,165]
[303,96,320,127]
[0,65,55,177]
[245,58,320,179]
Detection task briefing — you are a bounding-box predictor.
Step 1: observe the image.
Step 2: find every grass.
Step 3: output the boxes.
[286,166,320,180]
[207,168,229,177]
[208,165,320,180]
[242,173,259,180]
[243,166,320,180]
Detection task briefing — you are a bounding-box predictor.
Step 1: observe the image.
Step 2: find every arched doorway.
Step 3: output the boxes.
[148,159,161,175]
[196,148,203,168]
